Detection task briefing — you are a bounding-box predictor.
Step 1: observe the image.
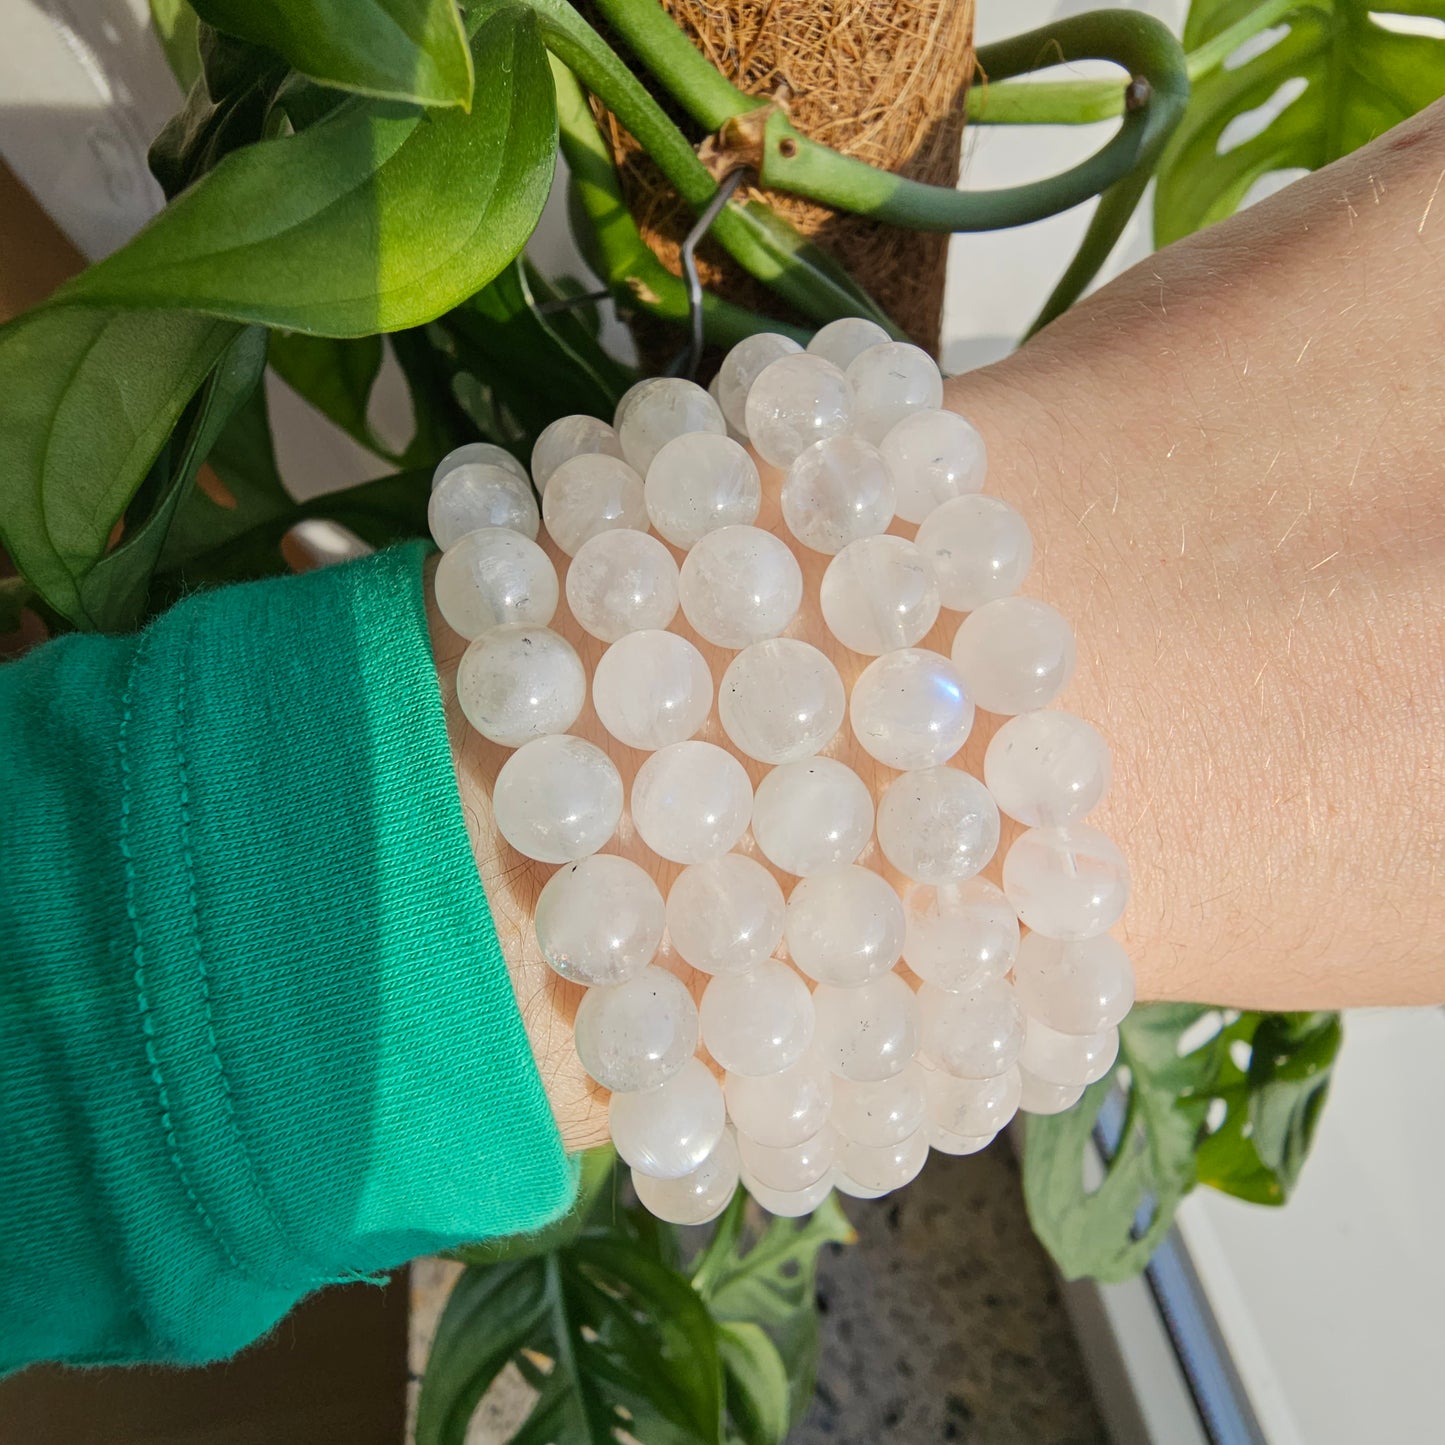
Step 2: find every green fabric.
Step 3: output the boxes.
[0,542,574,1376]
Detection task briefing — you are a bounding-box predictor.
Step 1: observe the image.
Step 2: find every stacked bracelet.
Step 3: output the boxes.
[430,316,1134,1223]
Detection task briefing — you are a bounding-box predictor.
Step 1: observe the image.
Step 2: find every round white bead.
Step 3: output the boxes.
[781,436,895,554]
[1017,1069,1084,1116]
[574,965,699,1091]
[700,959,815,1077]
[1019,1017,1119,1088]
[901,878,1019,992]
[806,316,892,371]
[830,1062,927,1147]
[845,342,944,444]
[610,1057,726,1180]
[983,710,1112,826]
[631,740,753,864]
[878,408,987,524]
[432,442,529,490]
[915,494,1032,612]
[929,1125,996,1156]
[811,973,918,1081]
[876,767,999,884]
[492,735,623,863]
[950,597,1076,716]
[565,528,679,642]
[644,432,761,547]
[833,1171,890,1200]
[726,1053,834,1148]
[632,1130,740,1225]
[716,332,804,435]
[618,376,726,474]
[785,867,905,986]
[740,1168,834,1217]
[666,854,786,976]
[1011,932,1135,1036]
[456,625,584,747]
[709,372,747,444]
[678,525,803,648]
[924,1065,1021,1137]
[541,453,647,557]
[1002,825,1130,941]
[534,854,665,986]
[592,629,713,751]
[752,760,874,877]
[744,353,853,469]
[718,639,845,764]
[738,1126,835,1191]
[819,535,941,655]
[849,648,974,770]
[433,527,558,639]
[428,463,540,549]
[530,414,623,491]
[918,979,1023,1079]
[836,1129,929,1192]
[612,378,651,431]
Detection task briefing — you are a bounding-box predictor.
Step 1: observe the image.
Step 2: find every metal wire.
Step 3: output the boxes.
[669,168,745,381]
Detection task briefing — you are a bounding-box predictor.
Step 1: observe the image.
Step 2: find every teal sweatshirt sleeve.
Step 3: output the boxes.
[0,542,575,1376]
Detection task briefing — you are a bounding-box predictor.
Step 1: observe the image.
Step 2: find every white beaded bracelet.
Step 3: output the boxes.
[430,315,1134,1224]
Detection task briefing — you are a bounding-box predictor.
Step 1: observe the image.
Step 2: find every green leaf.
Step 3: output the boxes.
[70,8,557,337]
[0,306,239,627]
[268,331,389,457]
[149,0,203,91]
[1156,0,1445,244]
[717,1322,790,1445]
[0,577,33,634]
[190,0,473,109]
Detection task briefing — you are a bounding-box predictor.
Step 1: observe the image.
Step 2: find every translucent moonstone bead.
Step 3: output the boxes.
[845,342,944,444]
[718,639,845,765]
[574,965,699,1091]
[492,734,623,863]
[700,959,815,1076]
[631,740,753,864]
[878,408,987,524]
[456,625,584,746]
[433,527,558,639]
[617,376,726,474]
[534,854,665,986]
[929,1125,996,1156]
[610,1057,726,1180]
[565,528,679,642]
[902,878,1019,992]
[849,648,974,770]
[950,597,1076,716]
[644,432,761,548]
[1011,931,1135,1035]
[751,760,874,876]
[836,1129,929,1193]
[983,710,1112,826]
[811,973,918,1081]
[716,332,803,436]
[737,1125,835,1191]
[1002,825,1130,941]
[541,453,647,557]
[632,1130,740,1225]
[924,1064,1021,1137]
[726,1053,834,1148]
[915,494,1032,612]
[785,867,905,985]
[432,441,528,489]
[666,854,786,975]
[831,1062,927,1147]
[781,436,895,554]
[428,463,540,550]
[592,630,712,751]
[875,766,1000,884]
[745,353,853,468]
[740,1168,834,1218]
[1019,1017,1119,1088]
[678,525,803,648]
[806,316,891,371]
[819,535,941,655]
[918,979,1023,1079]
[530,413,623,491]
[1017,1069,1084,1116]
[612,378,651,431]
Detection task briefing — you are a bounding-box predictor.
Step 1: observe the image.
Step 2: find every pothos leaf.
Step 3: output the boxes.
[149,0,203,91]
[716,1321,791,1445]
[1155,0,1445,245]
[267,331,389,458]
